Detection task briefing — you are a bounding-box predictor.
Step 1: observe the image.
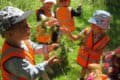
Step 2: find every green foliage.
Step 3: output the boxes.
[49,34,81,80]
[104,0,120,50]
[57,35,70,66]
[49,35,70,76]
[37,19,54,34]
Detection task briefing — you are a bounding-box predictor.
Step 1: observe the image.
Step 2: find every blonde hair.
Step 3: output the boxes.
[86,63,103,80]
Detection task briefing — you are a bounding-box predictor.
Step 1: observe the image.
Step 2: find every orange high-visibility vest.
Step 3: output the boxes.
[36,34,52,44]
[77,31,110,68]
[36,8,52,44]
[36,24,52,44]
[56,7,75,32]
[0,40,35,80]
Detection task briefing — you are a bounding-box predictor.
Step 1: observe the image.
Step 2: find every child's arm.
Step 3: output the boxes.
[30,40,59,54]
[40,14,48,20]
[60,27,80,40]
[4,56,57,79]
[65,27,89,41]
[45,17,59,26]
[67,33,82,41]
[36,9,47,21]
[103,51,115,59]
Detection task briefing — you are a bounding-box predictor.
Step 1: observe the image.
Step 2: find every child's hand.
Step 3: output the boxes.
[45,18,59,26]
[47,56,59,64]
[51,18,59,26]
[60,27,69,34]
[47,43,59,52]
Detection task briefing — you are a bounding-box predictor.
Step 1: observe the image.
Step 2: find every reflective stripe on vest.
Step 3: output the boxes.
[1,41,35,80]
[77,46,101,68]
[92,35,110,50]
[24,40,34,62]
[1,47,20,59]
[56,7,75,32]
[78,51,99,63]
[77,31,110,68]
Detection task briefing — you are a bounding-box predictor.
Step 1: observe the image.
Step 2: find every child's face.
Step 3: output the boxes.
[6,20,31,41]
[60,0,70,7]
[101,17,110,29]
[44,2,53,10]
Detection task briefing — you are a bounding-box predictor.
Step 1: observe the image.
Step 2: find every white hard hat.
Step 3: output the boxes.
[44,0,56,4]
[0,6,32,34]
[88,10,111,29]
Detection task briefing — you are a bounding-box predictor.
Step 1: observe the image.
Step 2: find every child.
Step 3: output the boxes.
[86,63,108,80]
[36,0,60,45]
[36,0,60,60]
[0,6,58,80]
[56,0,82,32]
[66,10,111,80]
[36,0,56,21]
[103,47,120,80]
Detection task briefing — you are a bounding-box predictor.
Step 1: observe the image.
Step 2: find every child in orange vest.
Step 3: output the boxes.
[0,6,58,80]
[36,0,56,21]
[66,10,111,80]
[85,63,109,80]
[56,0,82,32]
[36,0,59,60]
[103,47,120,80]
